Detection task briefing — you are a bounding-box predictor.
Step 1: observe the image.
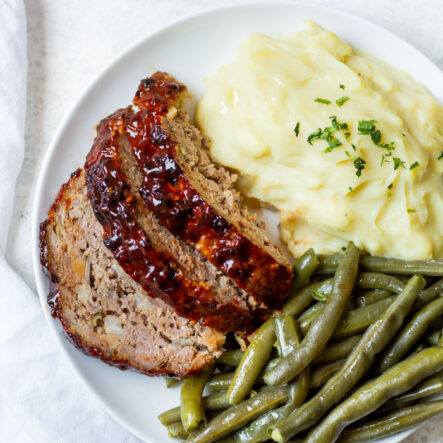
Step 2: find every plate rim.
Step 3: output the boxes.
[31,2,443,442]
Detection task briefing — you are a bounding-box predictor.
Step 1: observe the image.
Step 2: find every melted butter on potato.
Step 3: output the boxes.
[196,21,443,260]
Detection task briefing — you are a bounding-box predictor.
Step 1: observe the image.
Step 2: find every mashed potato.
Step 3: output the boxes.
[196,21,443,260]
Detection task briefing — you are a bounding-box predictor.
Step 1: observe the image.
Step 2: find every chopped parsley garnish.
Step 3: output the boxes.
[409,161,419,170]
[294,122,300,137]
[439,152,443,160]
[307,128,322,145]
[393,157,406,170]
[345,150,352,158]
[351,144,356,151]
[336,96,350,107]
[340,84,346,90]
[307,116,347,152]
[358,120,378,135]
[407,209,417,213]
[388,183,393,190]
[315,98,331,104]
[348,187,353,192]
[353,157,366,177]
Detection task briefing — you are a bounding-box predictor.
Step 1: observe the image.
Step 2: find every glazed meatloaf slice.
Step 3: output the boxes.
[40,169,224,377]
[86,72,294,323]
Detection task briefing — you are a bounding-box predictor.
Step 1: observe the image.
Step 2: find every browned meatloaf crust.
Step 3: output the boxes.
[40,169,224,377]
[85,72,294,331]
[40,71,294,377]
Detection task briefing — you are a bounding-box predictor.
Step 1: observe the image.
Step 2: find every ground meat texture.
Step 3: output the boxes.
[40,170,224,377]
[89,72,294,319]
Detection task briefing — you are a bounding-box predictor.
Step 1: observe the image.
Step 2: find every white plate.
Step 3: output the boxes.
[32,2,443,442]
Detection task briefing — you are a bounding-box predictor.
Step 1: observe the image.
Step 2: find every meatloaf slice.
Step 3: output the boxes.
[40,169,224,377]
[109,72,293,314]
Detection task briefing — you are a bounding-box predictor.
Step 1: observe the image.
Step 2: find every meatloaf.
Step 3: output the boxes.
[85,72,293,331]
[40,71,293,378]
[40,169,225,377]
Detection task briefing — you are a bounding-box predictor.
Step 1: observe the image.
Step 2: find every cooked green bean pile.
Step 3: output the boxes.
[157,246,443,442]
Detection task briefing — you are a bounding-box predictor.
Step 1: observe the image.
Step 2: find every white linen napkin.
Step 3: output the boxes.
[0,1,140,441]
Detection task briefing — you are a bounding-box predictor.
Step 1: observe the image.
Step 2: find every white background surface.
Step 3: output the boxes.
[7,0,443,441]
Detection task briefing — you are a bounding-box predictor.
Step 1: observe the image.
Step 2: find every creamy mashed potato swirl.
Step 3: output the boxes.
[196,21,443,260]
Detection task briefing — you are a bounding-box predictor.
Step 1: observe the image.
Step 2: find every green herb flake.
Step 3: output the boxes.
[315,98,331,104]
[388,183,393,190]
[294,122,300,137]
[358,120,377,135]
[370,129,381,145]
[340,84,346,90]
[348,186,353,193]
[351,144,356,151]
[387,192,392,198]
[345,150,352,158]
[407,209,417,213]
[393,157,406,170]
[409,161,419,170]
[353,156,366,177]
[336,96,350,107]
[439,152,443,160]
[307,128,322,145]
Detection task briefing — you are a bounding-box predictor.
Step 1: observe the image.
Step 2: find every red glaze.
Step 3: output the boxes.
[84,108,251,333]
[129,72,293,311]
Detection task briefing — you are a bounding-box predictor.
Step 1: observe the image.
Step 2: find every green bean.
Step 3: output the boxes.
[230,316,310,442]
[233,377,309,443]
[282,286,315,318]
[291,248,319,292]
[306,347,443,443]
[227,318,275,404]
[424,328,443,346]
[186,386,288,443]
[355,272,405,293]
[316,254,443,276]
[269,275,425,442]
[300,296,397,338]
[208,372,234,392]
[333,296,396,338]
[225,252,318,406]
[376,295,443,373]
[355,289,392,307]
[313,335,362,365]
[416,278,443,306]
[274,315,301,358]
[309,359,345,391]
[340,400,443,443]
[308,278,333,302]
[159,391,231,426]
[264,243,359,386]
[216,350,244,367]
[181,365,214,431]
[308,273,402,308]
[297,302,324,335]
[379,370,443,413]
[210,359,281,393]
[165,377,180,388]
[167,421,189,439]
